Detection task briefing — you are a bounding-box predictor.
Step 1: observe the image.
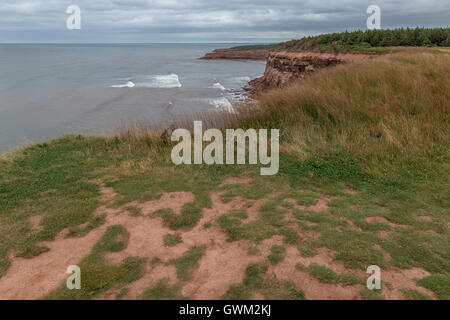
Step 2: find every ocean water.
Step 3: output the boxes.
[0,44,266,153]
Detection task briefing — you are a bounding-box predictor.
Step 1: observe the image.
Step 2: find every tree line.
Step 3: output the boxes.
[276,27,450,51]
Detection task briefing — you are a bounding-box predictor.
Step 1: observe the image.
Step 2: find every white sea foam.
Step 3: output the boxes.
[110,74,182,89]
[209,97,234,113]
[211,82,226,91]
[139,74,182,88]
[110,81,135,88]
[233,76,251,83]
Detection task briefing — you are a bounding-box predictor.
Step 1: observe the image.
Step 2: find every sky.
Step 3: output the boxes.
[0,0,449,43]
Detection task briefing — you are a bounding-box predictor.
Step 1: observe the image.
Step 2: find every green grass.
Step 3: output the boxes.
[307,263,340,284]
[66,214,106,238]
[223,262,304,300]
[297,262,362,286]
[168,245,206,281]
[268,245,286,265]
[126,206,142,217]
[243,263,269,289]
[248,247,260,256]
[15,245,50,259]
[401,288,432,300]
[92,225,129,254]
[228,44,275,51]
[217,197,292,244]
[359,289,385,300]
[339,273,363,286]
[151,257,162,265]
[417,275,450,300]
[141,279,184,300]
[222,284,252,300]
[229,209,248,219]
[261,275,305,300]
[163,233,183,247]
[294,191,321,206]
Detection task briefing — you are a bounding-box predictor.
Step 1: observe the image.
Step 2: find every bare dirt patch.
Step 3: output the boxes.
[373,244,392,261]
[133,192,195,215]
[378,230,390,239]
[298,247,364,277]
[0,223,110,299]
[28,215,43,232]
[178,192,257,299]
[1,179,432,301]
[123,264,178,300]
[285,195,336,213]
[418,216,432,222]
[270,246,363,300]
[344,189,358,195]
[381,267,435,300]
[343,218,362,231]
[91,180,117,203]
[104,189,255,299]
[0,182,195,300]
[181,241,259,299]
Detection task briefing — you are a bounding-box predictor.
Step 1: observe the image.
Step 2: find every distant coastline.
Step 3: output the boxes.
[200,48,269,60]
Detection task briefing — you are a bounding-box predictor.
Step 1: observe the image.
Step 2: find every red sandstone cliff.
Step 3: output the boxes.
[201,48,375,95]
[248,51,374,94]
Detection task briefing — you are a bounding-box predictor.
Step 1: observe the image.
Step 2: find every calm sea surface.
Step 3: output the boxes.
[0,44,266,153]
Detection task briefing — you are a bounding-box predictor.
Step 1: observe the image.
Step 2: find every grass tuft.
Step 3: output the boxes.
[168,245,206,281]
[268,244,286,265]
[163,233,183,247]
[141,278,184,300]
[417,275,450,300]
[93,225,129,254]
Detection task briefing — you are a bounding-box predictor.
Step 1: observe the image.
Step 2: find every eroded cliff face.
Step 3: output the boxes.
[248,51,372,94]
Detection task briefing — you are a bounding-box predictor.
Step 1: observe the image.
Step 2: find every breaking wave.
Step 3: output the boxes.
[211,82,226,91]
[139,74,182,88]
[110,74,182,88]
[110,81,135,88]
[209,97,234,113]
[232,76,251,83]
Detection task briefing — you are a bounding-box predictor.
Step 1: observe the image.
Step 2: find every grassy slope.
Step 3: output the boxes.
[0,48,448,300]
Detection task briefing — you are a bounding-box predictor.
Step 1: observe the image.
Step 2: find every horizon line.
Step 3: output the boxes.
[0,41,277,45]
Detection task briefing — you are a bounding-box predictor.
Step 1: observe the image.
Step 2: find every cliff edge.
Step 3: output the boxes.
[248,51,375,94]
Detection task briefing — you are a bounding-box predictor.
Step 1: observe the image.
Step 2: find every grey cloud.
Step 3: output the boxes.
[0,0,449,42]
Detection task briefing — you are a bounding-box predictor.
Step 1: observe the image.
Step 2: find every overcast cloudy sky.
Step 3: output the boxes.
[0,0,449,43]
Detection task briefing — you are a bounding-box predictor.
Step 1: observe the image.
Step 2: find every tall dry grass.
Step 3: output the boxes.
[116,47,449,168]
[245,48,449,166]
[115,101,260,155]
